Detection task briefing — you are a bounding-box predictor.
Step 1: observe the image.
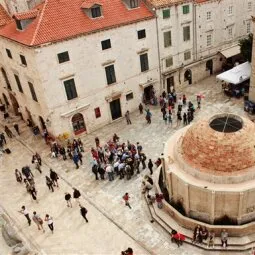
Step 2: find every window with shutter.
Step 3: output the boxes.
[162,9,170,19]
[101,39,111,50]
[57,51,70,63]
[183,5,189,14]
[63,78,78,100]
[137,29,146,39]
[91,6,101,18]
[6,49,12,59]
[28,82,38,102]
[105,65,116,85]
[164,31,172,47]
[14,74,23,93]
[20,55,27,66]
[165,57,173,67]
[184,51,191,61]
[183,26,190,41]
[140,53,149,72]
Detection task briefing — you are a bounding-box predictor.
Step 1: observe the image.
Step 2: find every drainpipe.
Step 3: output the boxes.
[154,9,163,93]
[193,2,198,61]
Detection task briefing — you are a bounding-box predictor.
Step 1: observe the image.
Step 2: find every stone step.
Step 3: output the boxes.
[147,197,255,252]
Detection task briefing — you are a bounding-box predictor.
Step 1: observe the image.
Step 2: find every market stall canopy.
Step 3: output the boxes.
[219,45,240,58]
[216,62,251,85]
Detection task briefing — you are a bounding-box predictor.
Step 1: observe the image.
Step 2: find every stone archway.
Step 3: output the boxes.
[9,93,19,115]
[71,113,86,135]
[2,93,9,106]
[1,68,11,90]
[184,69,192,85]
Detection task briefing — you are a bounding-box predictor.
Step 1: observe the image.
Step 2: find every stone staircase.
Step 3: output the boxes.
[146,196,255,253]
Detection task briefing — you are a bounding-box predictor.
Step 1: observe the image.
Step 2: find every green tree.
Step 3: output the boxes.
[239,33,253,62]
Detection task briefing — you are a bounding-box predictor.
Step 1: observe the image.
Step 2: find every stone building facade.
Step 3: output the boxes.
[145,0,254,92]
[0,0,160,137]
[0,0,254,137]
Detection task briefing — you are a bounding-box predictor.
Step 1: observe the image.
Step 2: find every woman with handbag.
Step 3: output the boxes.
[32,211,45,232]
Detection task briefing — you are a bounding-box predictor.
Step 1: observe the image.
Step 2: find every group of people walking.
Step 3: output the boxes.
[18,205,54,233]
[16,164,89,233]
[50,138,84,169]
[159,91,199,127]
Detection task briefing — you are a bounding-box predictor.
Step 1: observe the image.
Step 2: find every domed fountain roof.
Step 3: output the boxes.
[181,114,255,173]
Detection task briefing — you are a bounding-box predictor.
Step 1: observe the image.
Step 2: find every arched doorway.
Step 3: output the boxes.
[1,68,11,90]
[2,93,9,106]
[39,116,46,130]
[71,113,86,135]
[206,59,213,75]
[184,69,192,85]
[9,93,19,115]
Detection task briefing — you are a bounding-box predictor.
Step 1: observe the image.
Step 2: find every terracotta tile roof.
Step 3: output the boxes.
[13,9,39,21]
[0,0,154,46]
[146,0,192,8]
[0,4,11,27]
[81,0,103,9]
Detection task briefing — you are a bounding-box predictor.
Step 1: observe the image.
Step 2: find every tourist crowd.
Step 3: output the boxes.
[90,134,153,181]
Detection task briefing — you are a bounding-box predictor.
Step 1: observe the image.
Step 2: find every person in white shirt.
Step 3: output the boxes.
[113,160,120,175]
[18,205,31,226]
[45,214,54,233]
[105,164,114,181]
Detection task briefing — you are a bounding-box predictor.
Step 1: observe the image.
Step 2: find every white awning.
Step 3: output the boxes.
[216,62,251,85]
[219,45,240,58]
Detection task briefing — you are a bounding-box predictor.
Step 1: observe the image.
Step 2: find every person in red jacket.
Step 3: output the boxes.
[123,193,131,209]
[171,229,185,247]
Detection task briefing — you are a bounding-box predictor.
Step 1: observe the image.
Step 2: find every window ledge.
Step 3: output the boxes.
[128,6,140,11]
[102,59,115,66]
[102,48,112,52]
[141,69,150,73]
[91,16,104,20]
[107,82,117,86]
[58,60,70,65]
[137,48,149,54]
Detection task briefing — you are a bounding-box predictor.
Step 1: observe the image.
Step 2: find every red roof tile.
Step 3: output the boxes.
[146,0,192,8]
[13,9,39,21]
[0,0,154,46]
[0,4,11,27]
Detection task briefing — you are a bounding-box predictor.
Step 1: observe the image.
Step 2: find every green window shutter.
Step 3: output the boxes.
[183,5,189,14]
[162,9,170,19]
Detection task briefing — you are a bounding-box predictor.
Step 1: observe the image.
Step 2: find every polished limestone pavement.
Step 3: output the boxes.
[0,75,251,255]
